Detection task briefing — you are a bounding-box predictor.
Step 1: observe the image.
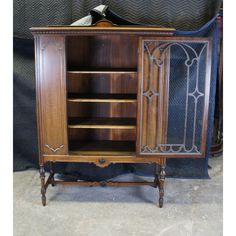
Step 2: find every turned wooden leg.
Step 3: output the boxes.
[154,163,160,188]
[158,162,166,208]
[50,162,55,187]
[39,164,46,206]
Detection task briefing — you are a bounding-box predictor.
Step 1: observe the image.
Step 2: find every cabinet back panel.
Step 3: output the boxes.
[68,129,136,141]
[66,35,138,70]
[67,103,136,118]
[67,73,137,94]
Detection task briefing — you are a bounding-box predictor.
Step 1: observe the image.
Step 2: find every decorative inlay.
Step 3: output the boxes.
[143,90,159,100]
[141,144,200,154]
[189,89,204,101]
[45,144,64,153]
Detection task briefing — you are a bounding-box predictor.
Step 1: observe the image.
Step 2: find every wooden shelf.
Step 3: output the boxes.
[67,69,137,74]
[68,117,136,129]
[67,93,137,103]
[69,140,136,155]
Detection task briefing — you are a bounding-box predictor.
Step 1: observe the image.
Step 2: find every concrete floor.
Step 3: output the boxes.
[14,156,222,236]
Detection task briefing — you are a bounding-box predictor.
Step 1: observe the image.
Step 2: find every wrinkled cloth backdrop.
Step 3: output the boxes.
[14,0,222,179]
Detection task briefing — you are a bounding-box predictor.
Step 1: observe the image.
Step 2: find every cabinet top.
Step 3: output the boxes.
[30,25,175,36]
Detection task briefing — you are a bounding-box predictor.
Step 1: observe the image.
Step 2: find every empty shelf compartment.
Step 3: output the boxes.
[69,140,136,155]
[68,117,136,129]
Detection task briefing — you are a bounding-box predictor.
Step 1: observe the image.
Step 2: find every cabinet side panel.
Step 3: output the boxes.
[35,35,68,157]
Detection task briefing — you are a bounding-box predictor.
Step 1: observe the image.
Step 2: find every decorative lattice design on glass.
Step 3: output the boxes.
[139,39,211,156]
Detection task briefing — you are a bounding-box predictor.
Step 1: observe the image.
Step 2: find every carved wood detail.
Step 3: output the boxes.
[45,144,64,153]
[158,162,166,208]
[39,164,46,206]
[30,26,175,36]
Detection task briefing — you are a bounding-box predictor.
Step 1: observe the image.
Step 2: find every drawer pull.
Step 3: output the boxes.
[99,159,106,164]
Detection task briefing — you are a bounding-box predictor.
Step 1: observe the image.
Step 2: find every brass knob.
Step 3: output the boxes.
[99,159,106,164]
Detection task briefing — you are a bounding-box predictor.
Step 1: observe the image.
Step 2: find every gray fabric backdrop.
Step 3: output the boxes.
[14,0,222,38]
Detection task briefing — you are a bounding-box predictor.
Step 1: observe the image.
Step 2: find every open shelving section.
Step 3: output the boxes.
[66,35,138,156]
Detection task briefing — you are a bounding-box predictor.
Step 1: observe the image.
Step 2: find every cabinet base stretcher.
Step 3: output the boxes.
[39,161,166,208]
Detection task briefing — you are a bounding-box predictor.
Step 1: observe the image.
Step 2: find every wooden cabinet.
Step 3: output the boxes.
[31,24,212,207]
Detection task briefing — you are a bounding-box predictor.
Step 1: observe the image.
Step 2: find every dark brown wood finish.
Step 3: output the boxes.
[32,25,212,207]
[66,35,138,70]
